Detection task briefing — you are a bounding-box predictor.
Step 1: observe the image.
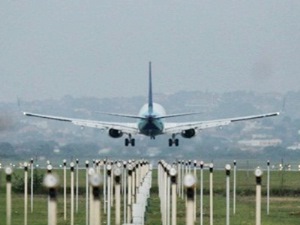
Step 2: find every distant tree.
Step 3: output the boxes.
[12,169,44,194]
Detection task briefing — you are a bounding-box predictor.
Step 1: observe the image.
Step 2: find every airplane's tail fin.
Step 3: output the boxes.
[148,62,153,114]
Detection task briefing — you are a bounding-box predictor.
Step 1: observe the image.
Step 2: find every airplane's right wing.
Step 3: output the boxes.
[23,112,139,134]
[164,112,280,135]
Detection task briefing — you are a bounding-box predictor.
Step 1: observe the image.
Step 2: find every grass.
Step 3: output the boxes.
[0,167,300,224]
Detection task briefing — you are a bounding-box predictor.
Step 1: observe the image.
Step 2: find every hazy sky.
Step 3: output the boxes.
[1,1,300,102]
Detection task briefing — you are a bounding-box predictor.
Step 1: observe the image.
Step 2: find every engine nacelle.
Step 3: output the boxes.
[108,128,123,138]
[181,129,196,138]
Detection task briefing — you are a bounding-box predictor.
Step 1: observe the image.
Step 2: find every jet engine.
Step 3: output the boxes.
[181,128,196,138]
[108,128,123,138]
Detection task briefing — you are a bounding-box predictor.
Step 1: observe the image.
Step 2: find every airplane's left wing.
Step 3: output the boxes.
[23,112,139,134]
[164,112,280,134]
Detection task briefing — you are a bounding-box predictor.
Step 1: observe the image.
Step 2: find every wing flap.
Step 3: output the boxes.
[24,112,139,134]
[164,120,231,134]
[164,112,279,134]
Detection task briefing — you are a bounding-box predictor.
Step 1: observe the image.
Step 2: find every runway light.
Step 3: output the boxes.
[43,174,59,188]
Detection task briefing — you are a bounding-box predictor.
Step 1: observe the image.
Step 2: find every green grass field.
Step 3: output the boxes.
[0,167,300,225]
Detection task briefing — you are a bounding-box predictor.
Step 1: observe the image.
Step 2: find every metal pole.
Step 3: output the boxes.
[163,165,167,225]
[267,160,270,215]
[166,165,171,225]
[159,162,165,225]
[114,166,122,225]
[6,167,13,225]
[24,162,28,225]
[225,164,231,225]
[76,159,79,213]
[255,168,263,225]
[177,160,181,196]
[185,161,188,206]
[123,161,127,224]
[170,168,177,225]
[200,161,204,225]
[111,162,114,207]
[127,164,133,223]
[233,160,236,215]
[89,172,102,225]
[132,164,136,205]
[63,159,67,220]
[209,163,214,225]
[30,158,34,213]
[103,159,107,215]
[184,174,196,225]
[46,163,54,223]
[88,168,95,225]
[96,160,100,174]
[135,162,140,194]
[43,174,59,225]
[181,161,184,199]
[193,160,197,222]
[85,161,89,225]
[70,162,75,225]
[158,161,162,221]
[107,163,112,225]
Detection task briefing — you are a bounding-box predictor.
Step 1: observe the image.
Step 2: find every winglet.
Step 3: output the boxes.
[148,62,153,114]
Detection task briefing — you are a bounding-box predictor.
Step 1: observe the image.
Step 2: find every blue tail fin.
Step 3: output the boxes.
[148,62,153,114]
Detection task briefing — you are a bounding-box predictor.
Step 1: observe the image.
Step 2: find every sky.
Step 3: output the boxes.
[1,1,300,102]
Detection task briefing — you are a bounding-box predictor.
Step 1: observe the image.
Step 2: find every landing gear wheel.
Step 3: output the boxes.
[168,138,179,147]
[175,139,179,146]
[125,138,129,146]
[125,138,135,146]
[168,139,173,147]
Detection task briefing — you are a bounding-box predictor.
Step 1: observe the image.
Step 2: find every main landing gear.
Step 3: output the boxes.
[125,135,135,146]
[168,135,179,147]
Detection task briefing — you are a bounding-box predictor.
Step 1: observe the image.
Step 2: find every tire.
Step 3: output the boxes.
[125,138,129,146]
[168,139,173,147]
[175,139,179,146]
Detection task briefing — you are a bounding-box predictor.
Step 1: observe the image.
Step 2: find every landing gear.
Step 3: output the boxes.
[125,135,135,147]
[175,138,179,146]
[168,136,179,147]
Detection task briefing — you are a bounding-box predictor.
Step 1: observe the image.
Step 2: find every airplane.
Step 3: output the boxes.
[24,62,280,147]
